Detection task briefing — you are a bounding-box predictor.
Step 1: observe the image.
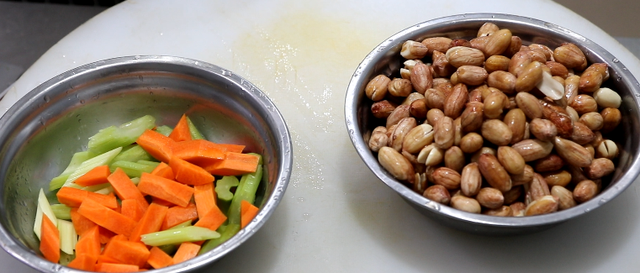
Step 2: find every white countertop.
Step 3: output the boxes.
[3,0,640,272]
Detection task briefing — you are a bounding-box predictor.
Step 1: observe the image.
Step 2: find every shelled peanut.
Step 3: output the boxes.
[365,22,623,217]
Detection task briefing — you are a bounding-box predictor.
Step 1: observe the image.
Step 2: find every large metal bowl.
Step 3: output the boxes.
[0,55,292,271]
[345,13,640,235]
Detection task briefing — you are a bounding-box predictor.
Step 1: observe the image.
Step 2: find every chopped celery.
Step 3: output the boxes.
[81,182,111,193]
[226,154,263,226]
[187,117,205,140]
[33,188,57,239]
[199,224,240,255]
[49,151,91,191]
[136,160,160,168]
[170,220,193,229]
[57,219,77,255]
[215,176,239,202]
[110,160,156,178]
[87,115,156,156]
[50,204,72,220]
[130,177,140,185]
[111,144,153,163]
[215,176,239,214]
[94,186,114,195]
[155,125,173,137]
[140,226,220,246]
[63,146,122,187]
[158,244,178,256]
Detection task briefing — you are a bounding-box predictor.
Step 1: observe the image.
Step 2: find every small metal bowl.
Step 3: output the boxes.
[345,13,640,235]
[0,55,292,271]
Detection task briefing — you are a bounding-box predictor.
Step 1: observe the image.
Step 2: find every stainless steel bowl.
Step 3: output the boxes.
[0,55,292,271]
[345,13,640,235]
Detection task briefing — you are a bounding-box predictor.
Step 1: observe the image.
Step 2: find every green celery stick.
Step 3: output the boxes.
[198,224,240,255]
[136,160,160,168]
[57,219,77,255]
[81,182,111,192]
[63,147,122,187]
[187,117,205,140]
[33,188,57,240]
[50,204,72,220]
[155,125,173,137]
[49,151,91,191]
[87,115,156,156]
[110,160,156,178]
[94,186,114,195]
[130,177,140,185]
[215,176,239,213]
[170,220,193,229]
[158,244,178,256]
[111,144,153,163]
[140,226,220,246]
[226,154,263,226]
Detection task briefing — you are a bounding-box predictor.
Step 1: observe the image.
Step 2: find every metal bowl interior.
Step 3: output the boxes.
[345,13,640,235]
[0,55,292,272]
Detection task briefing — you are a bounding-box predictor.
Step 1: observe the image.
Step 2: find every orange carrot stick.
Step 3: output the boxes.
[161,203,198,230]
[108,168,149,210]
[151,197,175,207]
[77,198,137,237]
[150,162,175,180]
[137,173,194,207]
[210,143,245,153]
[172,139,225,165]
[136,129,175,163]
[70,208,97,236]
[129,203,169,242]
[99,227,117,244]
[168,114,192,142]
[241,200,260,229]
[203,152,260,176]
[193,205,227,231]
[39,215,60,263]
[193,183,217,218]
[67,253,97,271]
[56,187,118,209]
[172,242,201,264]
[147,246,174,269]
[169,157,215,186]
[95,262,139,272]
[102,239,151,268]
[121,199,146,222]
[73,165,111,187]
[74,225,101,258]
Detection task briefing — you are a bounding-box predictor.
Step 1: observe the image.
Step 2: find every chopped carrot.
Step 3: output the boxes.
[56,187,119,209]
[168,114,192,142]
[108,168,149,210]
[75,225,101,258]
[151,197,175,207]
[172,242,201,264]
[147,246,174,269]
[102,239,151,268]
[136,129,175,163]
[172,139,225,165]
[193,183,217,218]
[150,162,175,180]
[194,205,227,231]
[73,165,111,187]
[137,173,194,207]
[129,203,168,242]
[161,203,198,230]
[70,208,97,236]
[241,200,260,229]
[99,227,117,244]
[67,253,97,271]
[169,157,215,186]
[121,199,146,222]
[95,262,139,272]
[103,234,127,251]
[39,215,60,263]
[96,254,122,267]
[77,198,137,237]
[211,143,245,153]
[203,152,260,176]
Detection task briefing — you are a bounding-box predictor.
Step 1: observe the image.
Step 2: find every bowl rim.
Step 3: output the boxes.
[345,12,640,230]
[0,55,293,272]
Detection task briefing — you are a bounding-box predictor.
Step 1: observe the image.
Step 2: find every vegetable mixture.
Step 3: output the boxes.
[34,114,263,271]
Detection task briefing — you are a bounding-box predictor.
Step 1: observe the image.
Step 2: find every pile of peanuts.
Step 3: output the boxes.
[365,22,623,217]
